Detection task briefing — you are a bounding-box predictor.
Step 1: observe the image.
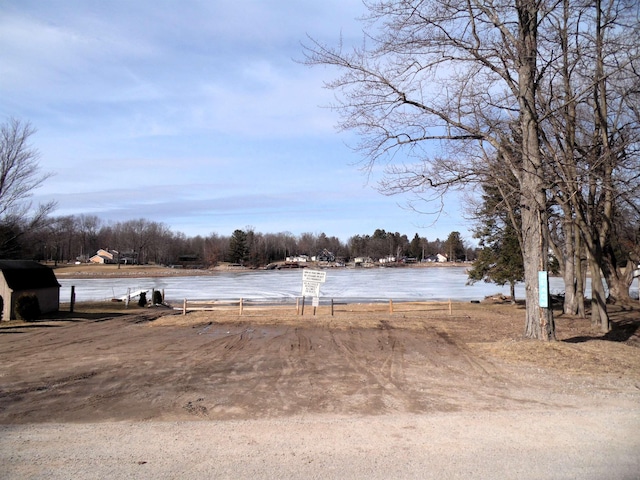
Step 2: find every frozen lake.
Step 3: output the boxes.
[55,267,606,304]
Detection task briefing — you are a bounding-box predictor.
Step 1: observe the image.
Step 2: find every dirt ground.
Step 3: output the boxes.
[1,300,639,422]
[1,300,639,478]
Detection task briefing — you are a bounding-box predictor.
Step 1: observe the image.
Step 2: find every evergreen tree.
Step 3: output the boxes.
[444,231,465,262]
[409,233,423,260]
[229,229,248,264]
[468,184,524,302]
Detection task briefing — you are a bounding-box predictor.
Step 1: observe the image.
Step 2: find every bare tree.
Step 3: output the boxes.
[304,0,555,339]
[537,0,640,330]
[0,118,56,256]
[0,118,54,219]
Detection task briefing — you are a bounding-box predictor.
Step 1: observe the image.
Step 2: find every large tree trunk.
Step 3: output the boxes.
[574,231,586,318]
[521,193,555,340]
[603,258,635,305]
[560,212,579,315]
[517,0,555,341]
[588,0,612,332]
[589,255,610,332]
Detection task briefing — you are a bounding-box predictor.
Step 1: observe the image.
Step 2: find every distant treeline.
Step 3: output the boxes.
[0,214,475,267]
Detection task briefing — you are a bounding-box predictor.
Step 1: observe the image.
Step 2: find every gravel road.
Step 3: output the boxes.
[2,408,639,479]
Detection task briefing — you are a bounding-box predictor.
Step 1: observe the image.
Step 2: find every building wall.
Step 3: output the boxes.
[7,288,60,320]
[33,287,60,315]
[0,274,11,321]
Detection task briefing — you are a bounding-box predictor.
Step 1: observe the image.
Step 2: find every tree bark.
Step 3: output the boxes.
[589,253,610,332]
[559,208,579,315]
[575,230,586,318]
[517,0,555,340]
[603,258,635,305]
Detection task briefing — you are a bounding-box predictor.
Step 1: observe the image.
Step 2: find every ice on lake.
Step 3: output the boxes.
[56,267,589,304]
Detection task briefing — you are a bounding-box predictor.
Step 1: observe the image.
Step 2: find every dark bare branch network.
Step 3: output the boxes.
[0,117,55,220]
[302,0,639,339]
[0,118,56,257]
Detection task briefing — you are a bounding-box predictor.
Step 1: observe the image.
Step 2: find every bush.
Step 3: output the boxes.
[138,291,147,307]
[153,290,163,305]
[15,294,41,321]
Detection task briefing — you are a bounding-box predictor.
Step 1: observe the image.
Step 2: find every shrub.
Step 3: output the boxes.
[138,291,147,307]
[15,294,41,321]
[153,290,163,305]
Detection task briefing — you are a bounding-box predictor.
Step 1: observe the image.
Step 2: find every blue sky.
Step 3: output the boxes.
[0,0,472,243]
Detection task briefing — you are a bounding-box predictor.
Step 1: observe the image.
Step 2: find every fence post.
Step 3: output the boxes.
[125,288,131,308]
[301,296,305,316]
[448,298,452,315]
[331,298,334,316]
[389,299,393,315]
[296,297,300,315]
[239,297,244,316]
[183,298,187,315]
[70,286,75,313]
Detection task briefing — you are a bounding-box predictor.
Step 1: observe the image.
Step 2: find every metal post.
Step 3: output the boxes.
[70,286,75,313]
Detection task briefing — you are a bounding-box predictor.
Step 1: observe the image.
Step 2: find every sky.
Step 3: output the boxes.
[0,0,472,244]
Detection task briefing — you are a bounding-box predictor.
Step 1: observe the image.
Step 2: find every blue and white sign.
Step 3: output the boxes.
[538,271,549,308]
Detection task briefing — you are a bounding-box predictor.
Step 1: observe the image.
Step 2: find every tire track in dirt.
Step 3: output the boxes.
[0,371,99,398]
[327,324,419,413]
[5,308,630,423]
[428,324,571,409]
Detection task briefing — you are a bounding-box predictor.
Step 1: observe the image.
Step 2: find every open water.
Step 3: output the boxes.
[53,266,622,304]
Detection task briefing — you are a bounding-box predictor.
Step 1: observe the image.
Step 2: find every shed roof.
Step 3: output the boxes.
[0,260,61,290]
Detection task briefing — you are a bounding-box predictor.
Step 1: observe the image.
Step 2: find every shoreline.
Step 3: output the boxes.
[51,261,471,279]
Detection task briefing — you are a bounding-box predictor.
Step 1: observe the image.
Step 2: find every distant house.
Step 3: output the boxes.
[119,251,138,265]
[90,249,118,264]
[316,249,336,262]
[354,256,374,267]
[286,255,309,263]
[0,260,60,321]
[174,254,203,269]
[424,254,448,263]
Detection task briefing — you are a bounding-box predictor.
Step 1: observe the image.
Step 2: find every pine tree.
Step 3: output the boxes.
[229,229,248,264]
[468,184,524,303]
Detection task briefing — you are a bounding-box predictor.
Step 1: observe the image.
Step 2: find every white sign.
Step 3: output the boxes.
[302,281,321,297]
[312,297,320,307]
[303,269,326,283]
[538,271,549,308]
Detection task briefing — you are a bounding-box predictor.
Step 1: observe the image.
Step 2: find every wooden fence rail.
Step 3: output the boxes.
[175,298,454,316]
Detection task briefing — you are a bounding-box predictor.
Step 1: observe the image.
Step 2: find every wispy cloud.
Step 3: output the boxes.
[2,0,470,242]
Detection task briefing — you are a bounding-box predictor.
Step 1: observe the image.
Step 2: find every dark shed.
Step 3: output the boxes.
[0,260,60,320]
